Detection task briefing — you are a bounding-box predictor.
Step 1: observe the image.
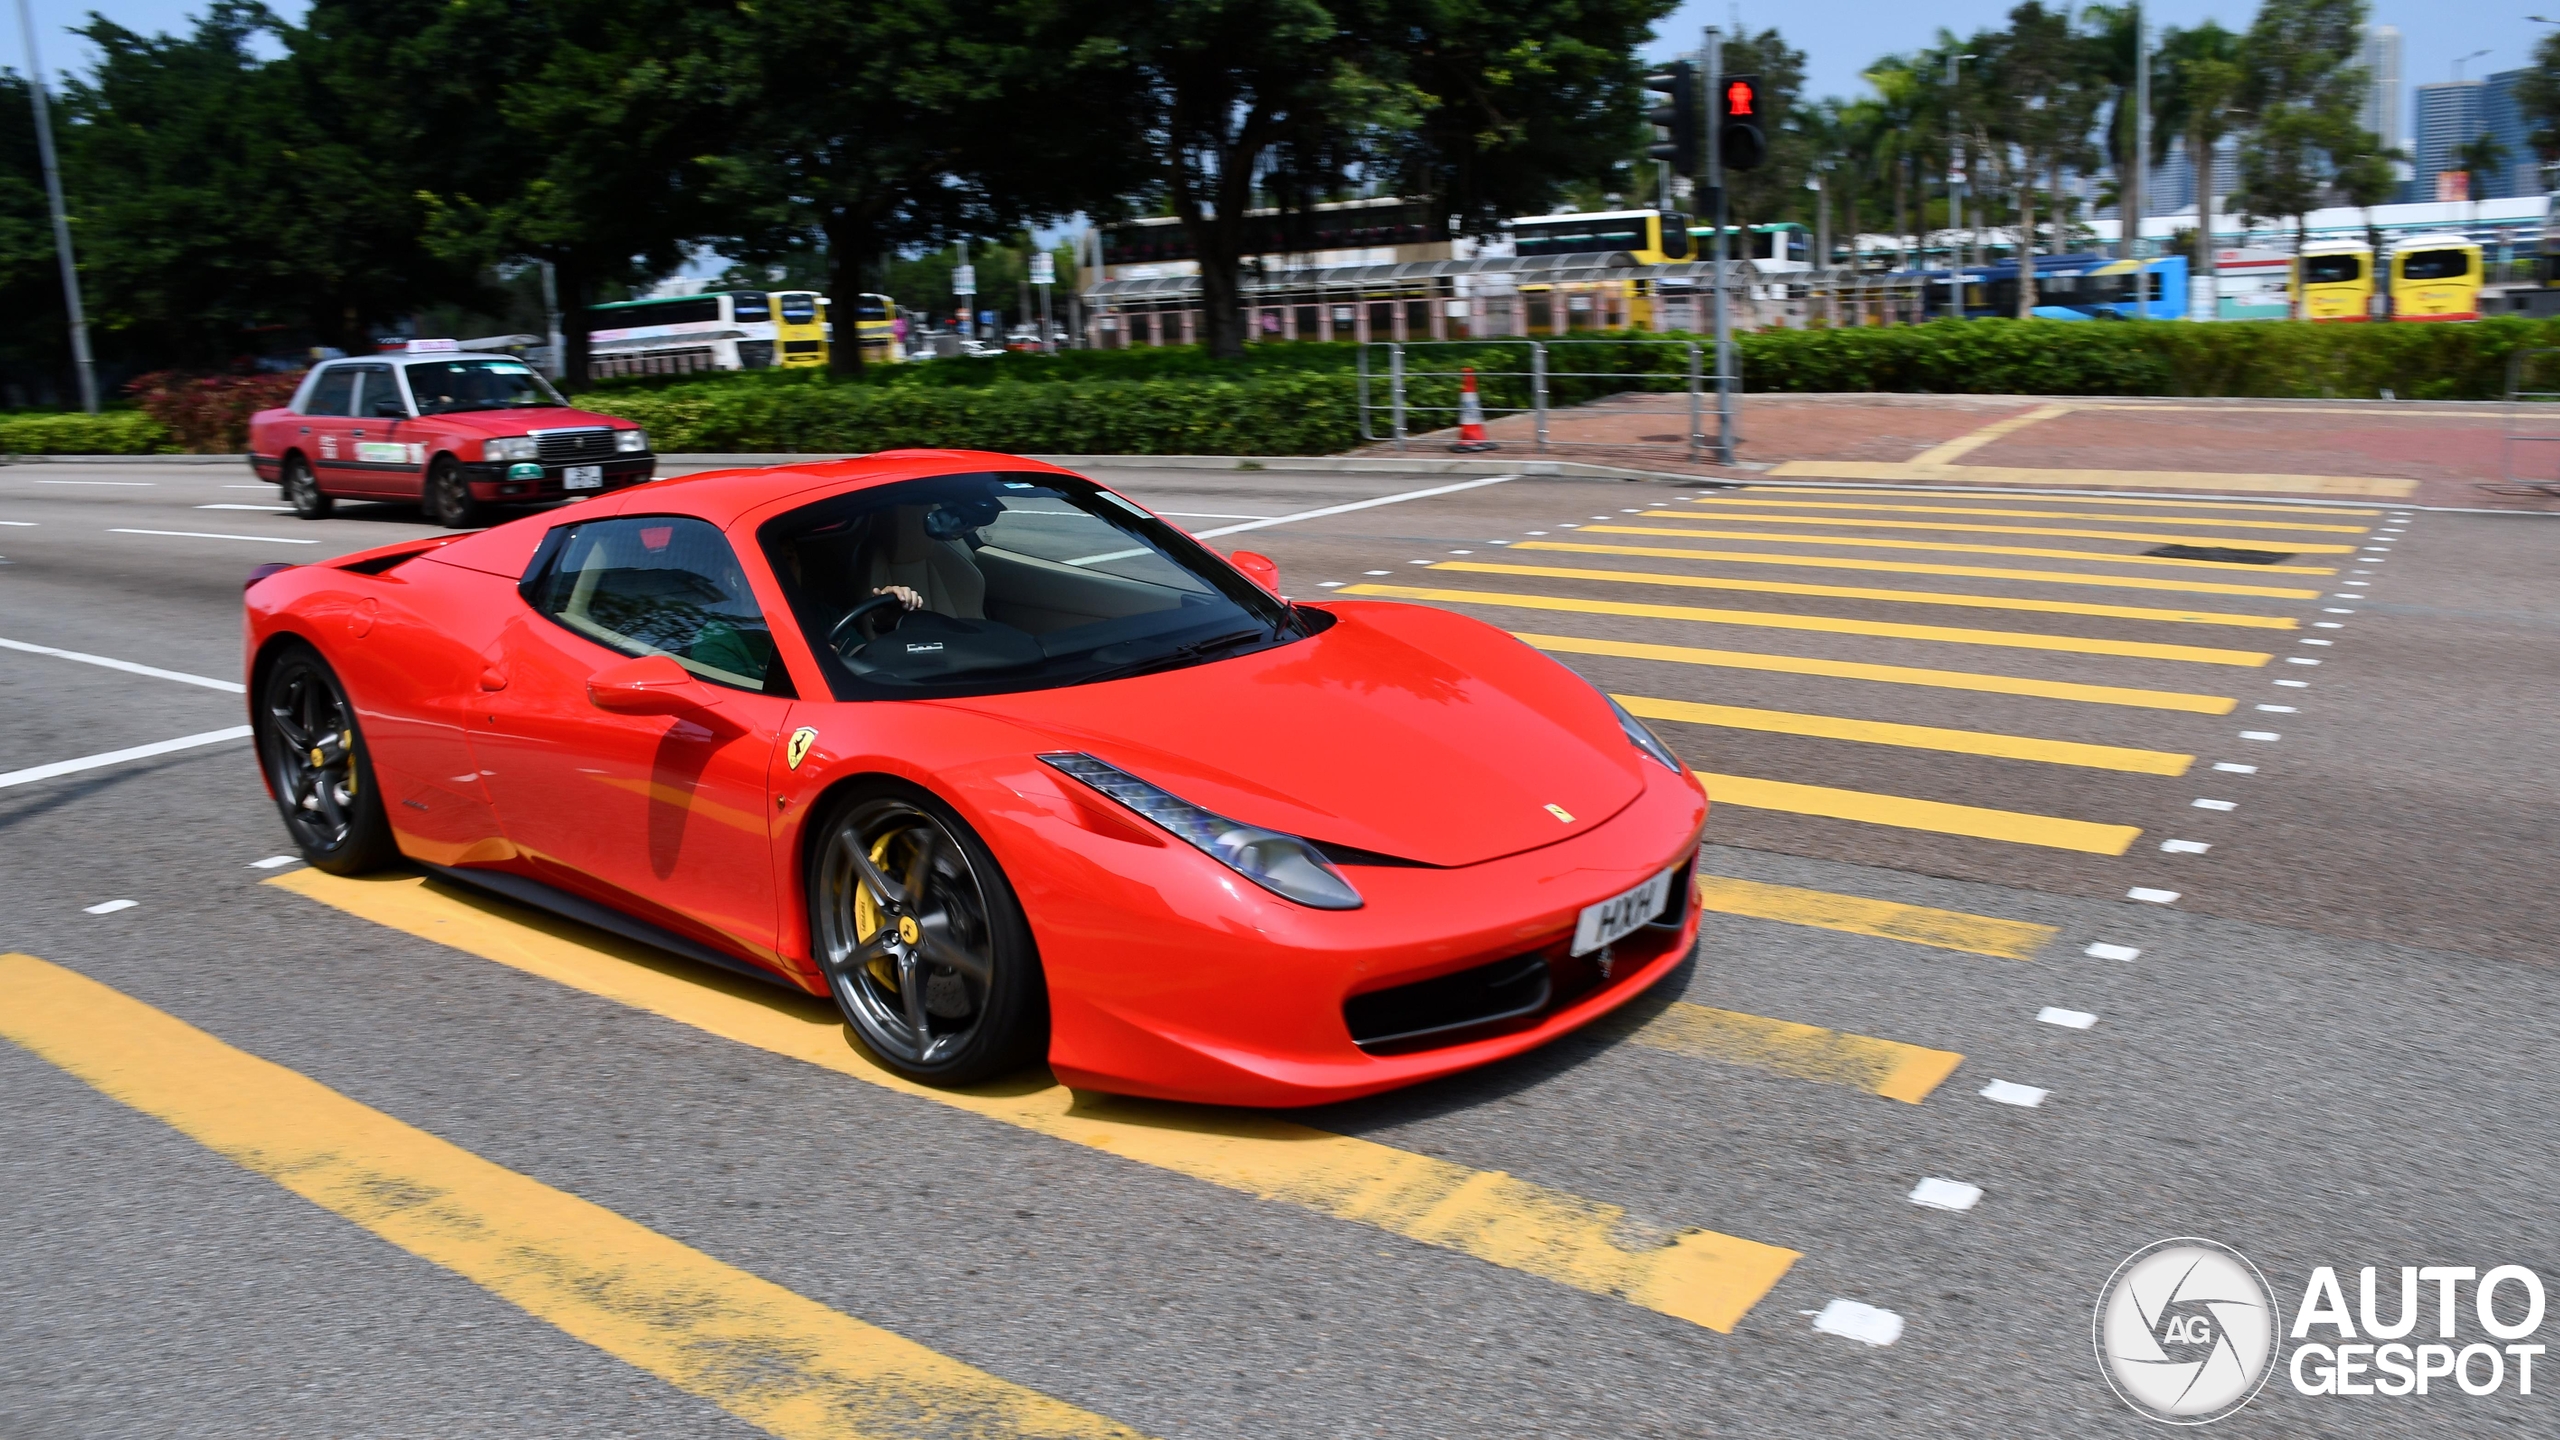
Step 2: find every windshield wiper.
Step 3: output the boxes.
[1080,627,1270,685]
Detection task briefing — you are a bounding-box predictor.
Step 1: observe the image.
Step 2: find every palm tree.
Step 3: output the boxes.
[2456,131,2510,223]
[2155,22,2245,304]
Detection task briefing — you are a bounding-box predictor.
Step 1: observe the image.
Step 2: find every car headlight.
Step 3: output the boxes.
[484,436,538,462]
[616,428,648,453]
[1039,752,1362,910]
[1605,695,1685,774]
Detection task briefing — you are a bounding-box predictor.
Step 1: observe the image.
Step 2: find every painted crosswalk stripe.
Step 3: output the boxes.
[1619,693,2193,774]
[1691,873,2054,958]
[0,952,1148,1440]
[269,870,1800,1334]
[1632,512,2361,553]
[1740,486,2382,517]
[1342,585,2275,667]
[1436,561,2300,629]
[1518,633,2239,714]
[1577,524,2338,576]
[1691,497,2374,533]
[1519,539,2322,600]
[1623,1002,1963,1103]
[1692,772,2142,855]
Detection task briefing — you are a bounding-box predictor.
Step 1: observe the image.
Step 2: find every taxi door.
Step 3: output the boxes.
[342,364,426,498]
[296,365,363,488]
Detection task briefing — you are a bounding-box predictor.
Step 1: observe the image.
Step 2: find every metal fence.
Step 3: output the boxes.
[1355,339,1736,463]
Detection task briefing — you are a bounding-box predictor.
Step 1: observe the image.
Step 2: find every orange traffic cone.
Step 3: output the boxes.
[1451,366,1499,452]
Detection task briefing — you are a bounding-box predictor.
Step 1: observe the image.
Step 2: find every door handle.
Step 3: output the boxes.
[479,668,508,691]
[351,429,366,438]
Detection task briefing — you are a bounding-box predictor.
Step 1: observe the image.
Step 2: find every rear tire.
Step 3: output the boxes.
[808,780,1046,1086]
[255,642,398,875]
[283,455,332,519]
[425,456,486,529]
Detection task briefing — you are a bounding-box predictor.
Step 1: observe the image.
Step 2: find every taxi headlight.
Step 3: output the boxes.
[484,436,538,462]
[1039,752,1362,910]
[616,428,648,453]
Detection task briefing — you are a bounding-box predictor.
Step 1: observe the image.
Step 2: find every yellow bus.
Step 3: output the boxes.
[1509,209,1693,264]
[774,290,829,366]
[852,293,902,364]
[2388,235,2483,321]
[2296,242,2375,321]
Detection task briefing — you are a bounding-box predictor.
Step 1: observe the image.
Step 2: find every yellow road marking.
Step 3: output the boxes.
[1686,497,2373,534]
[1749,486,2383,516]
[1344,586,2272,666]
[1587,524,2337,576]
[1520,633,2237,713]
[1525,540,2322,599]
[1618,693,2192,774]
[1625,1002,1964,1104]
[1909,402,2075,466]
[1691,772,2142,855]
[1763,461,2415,499]
[0,952,1145,1440]
[268,871,1800,1334]
[1428,561,2297,630]
[1624,512,2360,552]
[1691,874,2054,959]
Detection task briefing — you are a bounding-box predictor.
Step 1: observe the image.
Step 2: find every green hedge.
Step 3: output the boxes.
[0,410,173,455]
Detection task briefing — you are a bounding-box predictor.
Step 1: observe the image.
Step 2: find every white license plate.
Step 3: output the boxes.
[1572,868,1675,955]
[563,465,604,489]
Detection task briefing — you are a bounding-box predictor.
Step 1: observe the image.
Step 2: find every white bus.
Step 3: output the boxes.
[581,291,781,378]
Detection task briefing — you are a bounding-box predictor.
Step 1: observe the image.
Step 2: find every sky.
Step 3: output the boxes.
[13,0,2552,149]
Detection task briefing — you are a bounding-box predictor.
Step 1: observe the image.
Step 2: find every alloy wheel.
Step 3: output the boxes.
[814,799,1000,1067]
[262,654,361,853]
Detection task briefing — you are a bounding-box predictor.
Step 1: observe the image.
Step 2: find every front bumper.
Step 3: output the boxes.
[460,456,656,500]
[1015,759,1710,1106]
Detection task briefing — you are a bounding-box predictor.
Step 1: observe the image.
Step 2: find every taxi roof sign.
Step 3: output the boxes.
[405,337,462,353]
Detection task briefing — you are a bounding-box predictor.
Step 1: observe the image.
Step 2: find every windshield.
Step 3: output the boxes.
[404,358,567,414]
[761,471,1303,700]
[2304,254,2363,285]
[2401,249,2470,281]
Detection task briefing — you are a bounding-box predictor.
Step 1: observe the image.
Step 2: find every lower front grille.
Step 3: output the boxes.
[1344,952,1552,1054]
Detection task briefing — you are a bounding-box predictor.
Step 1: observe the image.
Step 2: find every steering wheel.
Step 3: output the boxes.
[827,593,907,653]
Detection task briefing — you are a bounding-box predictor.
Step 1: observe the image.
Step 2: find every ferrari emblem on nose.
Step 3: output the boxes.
[1545,804,1574,823]
[786,727,818,770]
[896,914,922,946]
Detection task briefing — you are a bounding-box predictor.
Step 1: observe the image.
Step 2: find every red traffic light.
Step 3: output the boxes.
[1722,76,1759,118]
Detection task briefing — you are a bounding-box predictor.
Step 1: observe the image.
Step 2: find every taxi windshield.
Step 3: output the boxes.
[405,359,566,414]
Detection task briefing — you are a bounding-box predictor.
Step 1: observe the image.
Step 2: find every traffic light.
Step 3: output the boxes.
[1718,73,1767,172]
[1644,60,1698,176]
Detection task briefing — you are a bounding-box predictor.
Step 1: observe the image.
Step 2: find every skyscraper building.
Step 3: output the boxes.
[2483,68,2542,198]
[2414,79,2486,198]
[2360,25,2404,154]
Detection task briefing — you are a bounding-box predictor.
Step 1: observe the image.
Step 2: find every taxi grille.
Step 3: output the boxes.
[535,428,615,463]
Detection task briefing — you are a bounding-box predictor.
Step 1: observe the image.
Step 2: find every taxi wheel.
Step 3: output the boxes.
[424,457,486,529]
[283,455,332,519]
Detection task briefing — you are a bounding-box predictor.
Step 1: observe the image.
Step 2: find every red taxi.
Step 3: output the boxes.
[248,341,655,528]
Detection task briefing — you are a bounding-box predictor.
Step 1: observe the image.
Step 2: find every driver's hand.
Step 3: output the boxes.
[873,585,923,610]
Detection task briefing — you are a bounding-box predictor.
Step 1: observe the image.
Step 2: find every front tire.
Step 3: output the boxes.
[255,643,398,874]
[809,781,1046,1085]
[283,455,332,519]
[424,456,486,529]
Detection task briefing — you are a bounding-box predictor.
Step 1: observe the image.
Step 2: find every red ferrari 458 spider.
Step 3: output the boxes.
[243,452,1709,1105]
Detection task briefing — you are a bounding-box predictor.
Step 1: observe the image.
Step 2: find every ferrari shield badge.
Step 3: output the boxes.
[1545,803,1575,824]
[786,726,819,771]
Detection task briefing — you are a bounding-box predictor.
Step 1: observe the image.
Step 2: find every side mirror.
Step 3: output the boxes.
[1230,549,1281,595]
[587,653,713,713]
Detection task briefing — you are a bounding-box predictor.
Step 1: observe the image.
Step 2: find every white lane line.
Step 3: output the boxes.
[1152,511,1277,520]
[2239,730,2281,741]
[250,855,300,869]
[1811,1299,1905,1346]
[0,636,244,692]
[33,479,152,486]
[2313,622,2344,628]
[2086,942,2142,961]
[197,503,294,512]
[220,484,274,490]
[2192,798,2237,810]
[2324,607,2356,614]
[1526,530,1548,535]
[2256,704,2297,713]
[1908,1177,1983,1211]
[2127,887,2181,904]
[2160,839,2212,854]
[108,528,319,545]
[2275,679,2310,687]
[2212,762,2258,774]
[0,726,254,790]
[1363,570,1391,576]
[2038,1007,2097,1029]
[1407,558,1434,565]
[2299,638,2333,646]
[1317,581,1345,588]
[1980,1079,2048,1107]
[83,899,138,914]
[0,520,33,526]
[1189,475,1518,541]
[2286,657,2322,665]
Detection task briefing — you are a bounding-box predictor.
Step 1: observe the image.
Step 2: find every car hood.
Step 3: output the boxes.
[420,406,630,435]
[942,601,1648,868]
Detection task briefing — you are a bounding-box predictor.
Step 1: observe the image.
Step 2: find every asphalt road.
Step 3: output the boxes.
[4,452,2556,1437]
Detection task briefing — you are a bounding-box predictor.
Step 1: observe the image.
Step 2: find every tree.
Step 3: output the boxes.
[2514,30,2560,183]
[2079,4,2151,258]
[2455,131,2510,217]
[2233,0,2368,316]
[0,69,72,402]
[1984,3,2092,316]
[2155,22,2245,293]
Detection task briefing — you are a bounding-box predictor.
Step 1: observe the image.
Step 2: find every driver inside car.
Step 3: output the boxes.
[863,503,992,619]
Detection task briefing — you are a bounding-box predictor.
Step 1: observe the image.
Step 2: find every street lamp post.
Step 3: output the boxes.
[15,0,98,414]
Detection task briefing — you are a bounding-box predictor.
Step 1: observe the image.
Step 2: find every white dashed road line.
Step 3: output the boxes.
[1979,1079,2048,1108]
[2086,942,2141,961]
[0,636,245,692]
[0,726,254,790]
[2037,1008,2097,1029]
[1908,1178,1984,1211]
[1811,1299,1905,1347]
[2160,840,2211,854]
[2127,888,2181,904]
[108,528,319,545]
[82,899,138,914]
[2192,798,2237,810]
[250,855,300,869]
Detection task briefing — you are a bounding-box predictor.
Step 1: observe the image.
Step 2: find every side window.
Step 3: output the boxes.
[529,517,784,693]
[355,367,408,418]
[304,367,357,417]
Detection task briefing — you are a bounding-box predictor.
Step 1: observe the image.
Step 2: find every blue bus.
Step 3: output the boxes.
[1917,253,2188,321]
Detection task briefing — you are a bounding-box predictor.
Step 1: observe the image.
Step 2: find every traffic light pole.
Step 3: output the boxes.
[17,0,97,415]
[1705,26,1733,465]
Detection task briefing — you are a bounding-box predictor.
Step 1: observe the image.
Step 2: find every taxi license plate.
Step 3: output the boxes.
[1572,868,1674,955]
[564,465,604,490]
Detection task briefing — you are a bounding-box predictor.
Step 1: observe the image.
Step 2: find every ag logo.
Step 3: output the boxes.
[2096,1238,2282,1424]
[785,727,819,771]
